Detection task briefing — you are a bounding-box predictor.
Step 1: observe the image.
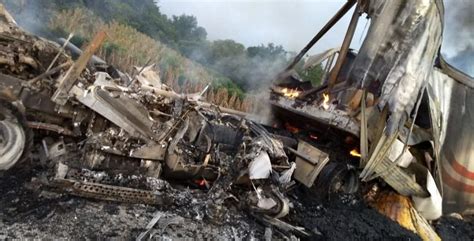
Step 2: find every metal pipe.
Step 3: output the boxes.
[283,0,356,72]
[322,52,336,84]
[327,4,361,91]
[47,33,74,73]
[57,38,107,65]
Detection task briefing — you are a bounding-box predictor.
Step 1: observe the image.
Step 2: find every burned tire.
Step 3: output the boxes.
[312,162,359,200]
[0,101,32,170]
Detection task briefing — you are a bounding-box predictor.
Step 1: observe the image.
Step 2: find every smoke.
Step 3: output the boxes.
[218,53,287,93]
[443,0,474,76]
[186,41,289,93]
[449,44,474,77]
[0,0,50,36]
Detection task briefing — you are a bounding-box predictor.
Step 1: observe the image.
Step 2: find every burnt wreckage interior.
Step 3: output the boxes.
[1,0,473,240]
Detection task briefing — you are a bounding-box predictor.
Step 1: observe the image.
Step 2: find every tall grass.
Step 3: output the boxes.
[49,8,252,112]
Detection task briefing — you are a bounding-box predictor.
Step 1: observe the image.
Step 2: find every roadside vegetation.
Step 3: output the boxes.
[1,0,324,111]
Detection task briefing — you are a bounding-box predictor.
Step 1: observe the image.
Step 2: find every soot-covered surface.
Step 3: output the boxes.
[1,168,471,240]
[0,169,256,240]
[435,216,474,241]
[286,189,422,241]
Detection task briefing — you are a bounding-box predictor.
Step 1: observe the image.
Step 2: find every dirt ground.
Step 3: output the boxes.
[435,216,474,241]
[4,168,471,240]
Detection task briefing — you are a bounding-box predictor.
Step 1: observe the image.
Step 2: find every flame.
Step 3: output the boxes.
[194,179,208,187]
[322,93,330,110]
[350,149,362,158]
[284,122,300,133]
[281,88,300,98]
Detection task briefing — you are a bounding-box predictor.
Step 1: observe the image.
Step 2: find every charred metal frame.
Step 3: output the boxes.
[283,0,357,72]
[327,4,361,91]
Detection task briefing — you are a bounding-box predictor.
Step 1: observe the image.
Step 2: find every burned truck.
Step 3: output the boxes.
[0,4,303,229]
[0,0,473,240]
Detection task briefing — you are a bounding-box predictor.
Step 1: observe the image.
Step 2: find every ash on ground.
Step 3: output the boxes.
[3,167,461,241]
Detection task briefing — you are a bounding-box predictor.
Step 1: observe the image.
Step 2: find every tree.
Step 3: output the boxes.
[171,15,207,42]
[247,43,286,60]
[3,0,296,95]
[294,59,325,86]
[209,40,245,62]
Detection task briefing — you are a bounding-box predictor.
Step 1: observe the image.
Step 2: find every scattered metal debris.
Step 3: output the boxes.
[1,0,474,240]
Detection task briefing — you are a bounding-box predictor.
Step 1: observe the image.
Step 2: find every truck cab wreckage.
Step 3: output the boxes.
[0,0,473,240]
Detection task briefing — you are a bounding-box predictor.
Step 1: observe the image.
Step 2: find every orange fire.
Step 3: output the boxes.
[194,178,208,187]
[284,122,300,133]
[350,149,362,158]
[322,93,330,110]
[281,88,300,98]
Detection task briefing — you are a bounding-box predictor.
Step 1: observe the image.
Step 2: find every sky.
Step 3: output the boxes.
[159,0,472,76]
[159,0,369,55]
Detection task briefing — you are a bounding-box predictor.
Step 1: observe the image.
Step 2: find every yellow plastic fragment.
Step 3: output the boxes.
[372,191,440,241]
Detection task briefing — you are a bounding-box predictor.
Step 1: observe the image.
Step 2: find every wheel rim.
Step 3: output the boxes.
[330,168,358,194]
[0,111,25,170]
[313,162,360,200]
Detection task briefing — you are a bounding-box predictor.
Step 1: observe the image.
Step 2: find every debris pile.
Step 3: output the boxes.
[0,7,335,239]
[1,1,474,240]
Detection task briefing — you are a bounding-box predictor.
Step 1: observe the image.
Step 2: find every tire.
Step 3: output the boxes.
[311,162,360,200]
[0,100,32,170]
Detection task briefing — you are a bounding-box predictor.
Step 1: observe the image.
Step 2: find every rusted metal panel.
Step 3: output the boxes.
[50,178,165,205]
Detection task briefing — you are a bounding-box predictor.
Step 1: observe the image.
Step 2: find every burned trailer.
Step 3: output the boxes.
[270,0,474,231]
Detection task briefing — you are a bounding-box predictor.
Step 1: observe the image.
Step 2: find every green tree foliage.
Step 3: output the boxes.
[171,15,207,42]
[296,62,325,86]
[1,0,306,94]
[247,43,285,59]
[185,42,289,91]
[209,40,245,62]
